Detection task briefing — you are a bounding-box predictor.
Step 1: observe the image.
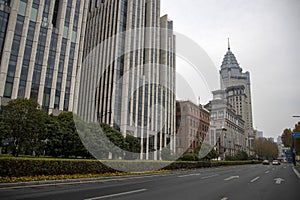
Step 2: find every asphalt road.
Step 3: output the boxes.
[1,164,300,200]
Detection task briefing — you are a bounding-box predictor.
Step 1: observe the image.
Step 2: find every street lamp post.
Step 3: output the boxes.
[220,127,227,160]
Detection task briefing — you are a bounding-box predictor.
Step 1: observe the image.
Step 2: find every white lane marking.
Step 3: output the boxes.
[292,166,300,179]
[224,176,239,181]
[0,175,160,190]
[201,174,219,179]
[250,176,260,183]
[221,197,229,200]
[274,178,285,184]
[265,171,270,174]
[178,173,201,178]
[85,189,147,200]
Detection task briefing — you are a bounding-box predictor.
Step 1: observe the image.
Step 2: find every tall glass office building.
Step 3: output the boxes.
[0,0,88,114]
[78,0,176,160]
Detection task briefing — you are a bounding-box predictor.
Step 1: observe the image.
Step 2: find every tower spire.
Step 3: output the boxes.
[228,37,230,50]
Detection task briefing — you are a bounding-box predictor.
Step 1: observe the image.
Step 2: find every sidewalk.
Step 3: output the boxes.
[293,162,300,179]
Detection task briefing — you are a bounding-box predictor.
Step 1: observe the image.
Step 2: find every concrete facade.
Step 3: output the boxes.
[78,0,176,160]
[0,0,88,113]
[206,90,245,159]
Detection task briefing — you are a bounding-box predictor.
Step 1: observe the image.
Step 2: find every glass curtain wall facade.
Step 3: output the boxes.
[0,0,88,114]
[78,0,176,160]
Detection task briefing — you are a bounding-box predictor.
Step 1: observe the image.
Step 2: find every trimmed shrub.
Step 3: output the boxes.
[0,157,261,178]
[0,158,116,177]
[179,154,200,161]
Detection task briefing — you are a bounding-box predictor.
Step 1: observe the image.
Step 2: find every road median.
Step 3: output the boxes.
[0,156,260,183]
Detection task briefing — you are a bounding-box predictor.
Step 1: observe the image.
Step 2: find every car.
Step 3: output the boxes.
[272,160,280,165]
[262,160,270,165]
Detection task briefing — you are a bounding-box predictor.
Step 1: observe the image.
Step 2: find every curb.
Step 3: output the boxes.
[292,166,300,179]
[0,173,162,188]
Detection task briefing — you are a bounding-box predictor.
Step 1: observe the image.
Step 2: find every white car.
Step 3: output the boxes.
[272,160,280,165]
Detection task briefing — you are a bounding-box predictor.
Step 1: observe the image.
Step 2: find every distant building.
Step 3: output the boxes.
[268,137,275,143]
[207,40,254,158]
[219,40,254,151]
[277,136,282,144]
[176,100,210,154]
[258,131,264,138]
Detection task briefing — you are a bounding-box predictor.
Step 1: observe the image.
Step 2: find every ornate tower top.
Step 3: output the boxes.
[221,39,240,70]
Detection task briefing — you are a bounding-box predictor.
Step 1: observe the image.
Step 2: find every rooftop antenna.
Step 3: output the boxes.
[228,37,230,50]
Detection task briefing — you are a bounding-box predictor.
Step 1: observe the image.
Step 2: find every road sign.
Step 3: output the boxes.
[292,132,300,138]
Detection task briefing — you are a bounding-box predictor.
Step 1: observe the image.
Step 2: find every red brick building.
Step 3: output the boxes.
[176,100,210,154]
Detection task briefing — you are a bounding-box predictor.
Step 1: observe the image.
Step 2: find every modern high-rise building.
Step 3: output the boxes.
[219,40,254,150]
[78,0,176,160]
[0,0,88,114]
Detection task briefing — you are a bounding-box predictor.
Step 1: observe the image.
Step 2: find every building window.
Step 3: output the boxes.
[71,31,76,42]
[0,0,11,6]
[30,7,38,22]
[52,0,60,27]
[218,111,224,119]
[18,1,27,16]
[4,82,12,97]
[63,26,68,38]
[211,112,217,120]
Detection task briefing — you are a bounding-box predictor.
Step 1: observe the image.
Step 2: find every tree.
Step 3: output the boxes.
[100,123,128,151]
[253,138,278,160]
[234,151,249,160]
[194,143,219,160]
[48,112,90,158]
[281,128,292,147]
[44,115,64,157]
[124,134,141,159]
[281,122,300,155]
[0,99,48,156]
[75,120,135,160]
[99,123,128,159]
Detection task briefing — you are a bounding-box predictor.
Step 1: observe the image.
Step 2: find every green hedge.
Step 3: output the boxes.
[165,160,260,170]
[0,157,260,177]
[0,158,116,177]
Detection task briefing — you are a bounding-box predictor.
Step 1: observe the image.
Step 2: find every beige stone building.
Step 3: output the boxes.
[0,0,88,114]
[219,41,254,151]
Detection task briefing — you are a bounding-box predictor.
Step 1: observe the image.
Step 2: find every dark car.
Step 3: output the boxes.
[262,160,270,165]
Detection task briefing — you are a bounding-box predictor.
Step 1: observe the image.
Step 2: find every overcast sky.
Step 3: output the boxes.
[161,0,300,140]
